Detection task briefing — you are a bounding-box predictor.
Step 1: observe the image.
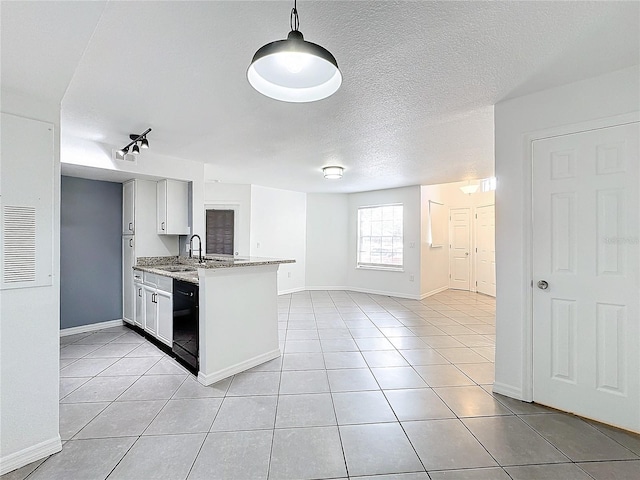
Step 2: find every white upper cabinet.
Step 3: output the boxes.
[157,179,190,235]
[123,180,135,234]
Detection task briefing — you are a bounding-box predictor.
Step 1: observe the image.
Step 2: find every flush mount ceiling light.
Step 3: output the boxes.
[460,181,480,195]
[247,0,342,103]
[323,166,343,179]
[117,128,151,156]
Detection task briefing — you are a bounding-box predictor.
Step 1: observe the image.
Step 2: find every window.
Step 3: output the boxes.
[357,204,403,269]
[481,176,497,192]
[205,209,234,256]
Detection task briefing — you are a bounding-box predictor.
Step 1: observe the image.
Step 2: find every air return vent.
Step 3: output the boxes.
[113,149,136,163]
[3,205,36,283]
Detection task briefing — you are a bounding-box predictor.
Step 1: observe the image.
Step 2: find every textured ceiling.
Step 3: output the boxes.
[3,1,639,193]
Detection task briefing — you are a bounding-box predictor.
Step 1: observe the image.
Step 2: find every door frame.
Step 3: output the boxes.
[515,112,640,402]
[448,207,472,291]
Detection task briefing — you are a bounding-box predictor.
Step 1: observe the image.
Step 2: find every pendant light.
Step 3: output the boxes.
[247,0,342,103]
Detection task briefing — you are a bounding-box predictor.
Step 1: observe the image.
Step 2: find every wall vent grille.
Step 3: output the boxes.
[3,205,36,283]
[113,149,136,163]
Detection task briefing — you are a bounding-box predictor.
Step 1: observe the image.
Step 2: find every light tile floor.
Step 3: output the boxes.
[3,290,640,480]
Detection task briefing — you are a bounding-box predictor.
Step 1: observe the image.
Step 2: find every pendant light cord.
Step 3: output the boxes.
[290,0,300,31]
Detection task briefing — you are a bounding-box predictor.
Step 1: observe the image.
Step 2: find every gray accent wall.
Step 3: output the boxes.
[60,176,123,329]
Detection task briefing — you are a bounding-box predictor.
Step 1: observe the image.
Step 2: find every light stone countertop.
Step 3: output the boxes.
[133,256,295,285]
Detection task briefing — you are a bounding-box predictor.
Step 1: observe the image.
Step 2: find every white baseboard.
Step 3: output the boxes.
[0,436,61,476]
[60,319,124,337]
[345,287,421,300]
[420,286,449,299]
[492,381,526,401]
[198,348,281,386]
[304,286,350,291]
[278,287,306,295]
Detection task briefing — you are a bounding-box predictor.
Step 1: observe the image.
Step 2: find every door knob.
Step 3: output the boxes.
[537,280,549,290]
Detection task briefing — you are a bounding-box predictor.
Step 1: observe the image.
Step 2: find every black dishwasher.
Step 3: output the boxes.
[172,280,199,372]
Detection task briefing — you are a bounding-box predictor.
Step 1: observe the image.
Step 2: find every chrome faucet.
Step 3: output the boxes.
[189,234,203,263]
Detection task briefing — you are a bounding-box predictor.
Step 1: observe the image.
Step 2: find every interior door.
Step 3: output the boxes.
[532,122,639,432]
[475,205,496,296]
[449,208,471,290]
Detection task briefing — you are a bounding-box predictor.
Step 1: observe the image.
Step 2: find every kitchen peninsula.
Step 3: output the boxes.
[133,256,294,385]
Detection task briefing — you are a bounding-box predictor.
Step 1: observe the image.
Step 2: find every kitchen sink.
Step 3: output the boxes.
[157,265,197,272]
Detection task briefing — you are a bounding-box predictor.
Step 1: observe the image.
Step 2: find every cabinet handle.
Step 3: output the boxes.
[152,293,157,303]
[129,222,133,231]
[138,288,142,297]
[161,221,165,231]
[129,238,133,248]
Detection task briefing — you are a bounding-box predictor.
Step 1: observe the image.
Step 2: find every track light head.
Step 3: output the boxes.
[118,128,151,158]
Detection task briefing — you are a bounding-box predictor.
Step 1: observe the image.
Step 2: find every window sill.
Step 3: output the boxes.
[356,265,404,273]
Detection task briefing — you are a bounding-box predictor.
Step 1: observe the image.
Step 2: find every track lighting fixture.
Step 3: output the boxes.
[117,128,152,156]
[248,0,341,102]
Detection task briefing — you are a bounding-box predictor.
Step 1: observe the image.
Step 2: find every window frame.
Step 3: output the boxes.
[356,203,404,272]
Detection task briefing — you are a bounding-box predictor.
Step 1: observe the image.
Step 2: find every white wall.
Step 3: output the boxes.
[305,193,349,289]
[204,183,252,257]
[0,93,62,473]
[250,185,307,294]
[347,186,422,299]
[494,65,640,401]
[421,181,495,298]
[420,185,449,297]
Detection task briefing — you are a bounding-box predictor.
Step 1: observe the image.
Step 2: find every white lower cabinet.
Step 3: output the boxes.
[134,281,144,328]
[136,271,173,347]
[144,286,158,336]
[156,290,173,346]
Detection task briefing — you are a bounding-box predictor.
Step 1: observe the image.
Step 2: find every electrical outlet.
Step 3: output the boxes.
[409,242,415,248]
[256,242,260,249]
[287,272,291,278]
[409,274,415,282]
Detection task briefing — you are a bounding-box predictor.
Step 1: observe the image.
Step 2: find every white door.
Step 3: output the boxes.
[156,291,173,347]
[123,180,135,234]
[144,287,158,336]
[134,282,144,328]
[475,205,496,296]
[449,208,471,290]
[532,122,639,432]
[122,236,135,324]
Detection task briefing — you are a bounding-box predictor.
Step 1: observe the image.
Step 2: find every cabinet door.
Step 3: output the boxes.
[144,286,157,335]
[167,180,190,234]
[134,282,145,328]
[156,290,173,346]
[123,180,135,234]
[158,179,190,235]
[122,236,135,324]
[157,180,167,234]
